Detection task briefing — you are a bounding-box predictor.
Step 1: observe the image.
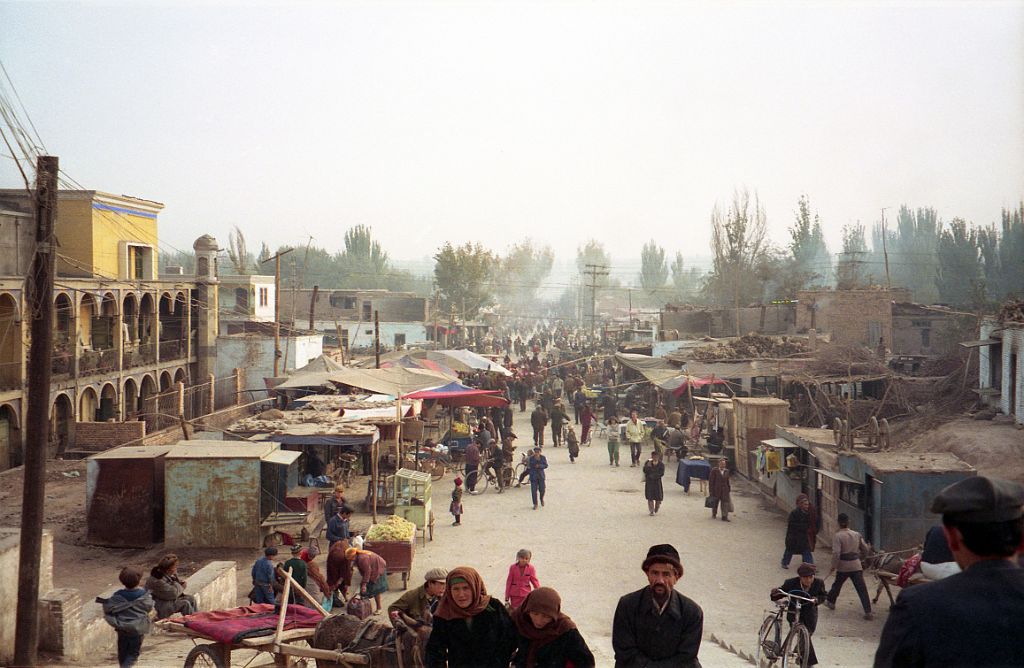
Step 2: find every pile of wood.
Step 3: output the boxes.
[688,334,810,361]
[998,298,1024,323]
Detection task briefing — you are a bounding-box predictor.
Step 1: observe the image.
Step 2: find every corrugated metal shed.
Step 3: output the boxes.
[164,441,284,548]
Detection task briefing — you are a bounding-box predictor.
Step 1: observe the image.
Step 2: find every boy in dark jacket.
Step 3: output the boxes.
[771,563,826,665]
[99,566,154,668]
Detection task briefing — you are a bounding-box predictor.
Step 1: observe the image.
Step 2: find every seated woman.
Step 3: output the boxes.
[511,587,595,668]
[145,554,196,619]
[426,566,516,668]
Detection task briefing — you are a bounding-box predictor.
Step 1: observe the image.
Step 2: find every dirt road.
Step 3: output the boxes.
[30,408,889,666]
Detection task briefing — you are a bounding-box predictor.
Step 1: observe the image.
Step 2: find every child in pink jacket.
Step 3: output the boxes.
[504,548,540,610]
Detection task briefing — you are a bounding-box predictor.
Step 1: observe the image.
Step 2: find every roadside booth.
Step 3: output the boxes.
[86,445,172,547]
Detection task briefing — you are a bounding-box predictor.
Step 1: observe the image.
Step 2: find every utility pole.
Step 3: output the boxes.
[308,285,318,332]
[880,208,891,290]
[16,155,58,666]
[583,263,610,339]
[260,248,293,376]
[374,310,380,368]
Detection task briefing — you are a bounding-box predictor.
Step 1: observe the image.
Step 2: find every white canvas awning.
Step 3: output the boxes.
[814,468,862,485]
[762,438,799,449]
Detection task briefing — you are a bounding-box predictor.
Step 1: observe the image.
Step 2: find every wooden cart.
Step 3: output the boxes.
[363,535,415,589]
[158,570,370,668]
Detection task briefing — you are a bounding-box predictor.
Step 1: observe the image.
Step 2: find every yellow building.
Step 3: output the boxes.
[0,189,224,471]
[53,190,162,280]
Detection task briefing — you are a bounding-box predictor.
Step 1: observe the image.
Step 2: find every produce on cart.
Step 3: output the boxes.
[364,515,416,589]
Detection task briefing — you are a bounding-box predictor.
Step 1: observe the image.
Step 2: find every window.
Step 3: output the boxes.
[329,294,358,309]
[234,288,249,314]
[258,287,269,307]
[911,319,931,328]
[362,302,372,320]
[920,328,931,348]
[394,333,406,348]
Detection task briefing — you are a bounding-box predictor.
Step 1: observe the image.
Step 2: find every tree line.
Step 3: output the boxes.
[161,197,1023,322]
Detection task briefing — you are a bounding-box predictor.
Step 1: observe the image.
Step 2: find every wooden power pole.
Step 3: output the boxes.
[374,310,380,368]
[260,248,293,376]
[16,155,58,666]
[308,285,319,332]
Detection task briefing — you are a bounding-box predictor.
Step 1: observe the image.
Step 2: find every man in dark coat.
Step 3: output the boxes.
[612,543,703,667]
[771,563,826,666]
[707,458,731,521]
[782,494,815,568]
[874,476,1024,668]
[530,404,548,447]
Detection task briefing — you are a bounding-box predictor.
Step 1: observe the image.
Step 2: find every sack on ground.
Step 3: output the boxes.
[704,495,718,508]
[347,595,374,620]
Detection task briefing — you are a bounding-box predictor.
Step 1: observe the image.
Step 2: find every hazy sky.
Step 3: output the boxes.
[2,1,1022,276]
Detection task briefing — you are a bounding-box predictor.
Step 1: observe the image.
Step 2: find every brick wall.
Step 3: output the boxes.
[74,421,146,452]
[797,289,911,347]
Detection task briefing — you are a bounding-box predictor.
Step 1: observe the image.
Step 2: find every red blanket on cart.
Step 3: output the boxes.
[182,604,324,644]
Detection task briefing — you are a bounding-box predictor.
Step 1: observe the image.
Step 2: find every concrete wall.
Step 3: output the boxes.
[74,560,237,661]
[0,528,54,664]
[891,310,967,357]
[74,421,146,452]
[0,209,34,276]
[215,334,323,393]
[325,320,429,350]
[999,325,1024,423]
[660,304,795,338]
[283,289,428,324]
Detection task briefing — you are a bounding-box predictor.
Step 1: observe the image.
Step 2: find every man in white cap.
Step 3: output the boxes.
[874,475,1024,667]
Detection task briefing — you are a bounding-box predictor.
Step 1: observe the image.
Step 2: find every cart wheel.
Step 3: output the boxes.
[184,644,227,668]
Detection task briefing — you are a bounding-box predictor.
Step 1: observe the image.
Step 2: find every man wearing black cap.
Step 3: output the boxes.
[612,543,703,667]
[770,564,826,665]
[874,475,1024,668]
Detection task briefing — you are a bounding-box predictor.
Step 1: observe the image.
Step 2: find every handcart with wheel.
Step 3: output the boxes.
[157,568,371,668]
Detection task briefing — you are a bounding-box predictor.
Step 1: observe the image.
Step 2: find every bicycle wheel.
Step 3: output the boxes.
[430,461,446,481]
[781,624,811,668]
[513,463,527,487]
[477,469,491,494]
[756,615,782,666]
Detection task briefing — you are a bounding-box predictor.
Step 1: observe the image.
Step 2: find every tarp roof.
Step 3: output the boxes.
[403,381,509,407]
[293,354,345,373]
[411,349,513,376]
[326,367,451,396]
[380,355,459,378]
[276,371,337,390]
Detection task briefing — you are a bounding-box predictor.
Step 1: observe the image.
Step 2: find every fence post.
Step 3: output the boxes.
[234,368,244,406]
[177,381,185,418]
[208,374,216,413]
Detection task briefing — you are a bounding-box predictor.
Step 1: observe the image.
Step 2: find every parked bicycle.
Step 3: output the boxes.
[756,590,815,668]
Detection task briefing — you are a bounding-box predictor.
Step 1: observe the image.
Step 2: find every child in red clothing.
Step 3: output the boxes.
[504,548,540,610]
[450,477,463,526]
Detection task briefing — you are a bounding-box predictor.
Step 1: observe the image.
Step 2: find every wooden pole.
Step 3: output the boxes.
[16,155,58,666]
[280,568,329,616]
[274,566,293,644]
[309,285,319,332]
[374,310,380,368]
[259,248,293,377]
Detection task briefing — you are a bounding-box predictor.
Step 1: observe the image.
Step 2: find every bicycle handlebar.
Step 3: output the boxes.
[773,590,817,604]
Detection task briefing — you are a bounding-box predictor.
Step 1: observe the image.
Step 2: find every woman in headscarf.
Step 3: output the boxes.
[426,566,516,668]
[511,587,594,668]
[145,554,196,619]
[346,546,388,612]
[299,545,330,603]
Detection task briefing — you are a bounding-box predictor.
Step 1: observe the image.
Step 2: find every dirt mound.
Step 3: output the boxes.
[689,334,810,361]
[902,418,1024,482]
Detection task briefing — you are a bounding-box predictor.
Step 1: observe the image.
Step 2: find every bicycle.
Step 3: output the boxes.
[756,590,816,668]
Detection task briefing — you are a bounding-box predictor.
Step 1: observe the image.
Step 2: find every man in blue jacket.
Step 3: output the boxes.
[527,447,548,510]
